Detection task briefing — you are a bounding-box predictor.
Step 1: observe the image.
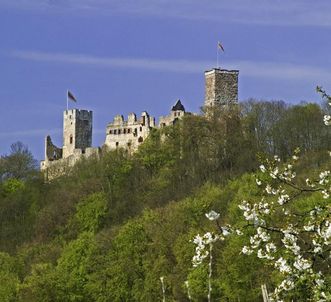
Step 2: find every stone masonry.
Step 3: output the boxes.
[41,67,239,179]
[62,109,93,158]
[41,109,100,180]
[104,111,155,152]
[204,68,239,108]
[159,99,187,127]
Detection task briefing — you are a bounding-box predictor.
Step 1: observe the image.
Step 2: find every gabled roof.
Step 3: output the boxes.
[171,99,185,112]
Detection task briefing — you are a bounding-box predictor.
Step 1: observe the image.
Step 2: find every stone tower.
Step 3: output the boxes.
[62,109,93,158]
[204,68,239,108]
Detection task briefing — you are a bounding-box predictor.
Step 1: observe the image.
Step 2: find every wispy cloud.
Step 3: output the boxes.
[0,128,61,138]
[11,50,212,73]
[10,49,331,83]
[0,127,105,138]
[1,0,331,27]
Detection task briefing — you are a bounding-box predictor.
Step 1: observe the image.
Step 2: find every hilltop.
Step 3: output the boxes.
[0,99,330,301]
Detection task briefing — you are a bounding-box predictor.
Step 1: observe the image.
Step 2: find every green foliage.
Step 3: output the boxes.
[0,252,20,302]
[2,178,25,195]
[74,192,108,233]
[20,233,97,302]
[0,100,330,301]
[0,142,38,181]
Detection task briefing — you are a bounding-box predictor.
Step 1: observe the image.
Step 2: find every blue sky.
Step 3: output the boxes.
[0,0,331,160]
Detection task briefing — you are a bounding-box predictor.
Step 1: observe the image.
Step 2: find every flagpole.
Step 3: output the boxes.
[66,89,68,111]
[217,45,219,69]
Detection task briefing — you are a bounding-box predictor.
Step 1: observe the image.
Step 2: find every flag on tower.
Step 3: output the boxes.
[218,41,225,52]
[67,90,77,102]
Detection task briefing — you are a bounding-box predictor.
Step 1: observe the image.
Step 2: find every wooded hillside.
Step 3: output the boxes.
[0,99,330,301]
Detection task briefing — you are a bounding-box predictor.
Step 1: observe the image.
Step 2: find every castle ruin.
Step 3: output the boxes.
[105,111,155,152]
[40,109,99,179]
[41,67,239,179]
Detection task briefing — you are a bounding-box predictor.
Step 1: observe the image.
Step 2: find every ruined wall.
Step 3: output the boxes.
[204,69,239,108]
[41,147,100,180]
[41,108,95,180]
[41,66,240,180]
[104,111,155,152]
[45,135,62,161]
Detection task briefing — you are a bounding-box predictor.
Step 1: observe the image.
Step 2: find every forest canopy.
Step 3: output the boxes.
[0,99,330,301]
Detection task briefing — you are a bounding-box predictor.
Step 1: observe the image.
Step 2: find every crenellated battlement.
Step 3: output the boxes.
[104,111,155,152]
[41,66,239,180]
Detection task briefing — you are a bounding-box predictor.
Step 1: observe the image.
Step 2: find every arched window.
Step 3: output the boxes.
[138,136,143,143]
[70,135,73,144]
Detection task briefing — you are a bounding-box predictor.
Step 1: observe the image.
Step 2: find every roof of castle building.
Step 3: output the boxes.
[171,99,185,112]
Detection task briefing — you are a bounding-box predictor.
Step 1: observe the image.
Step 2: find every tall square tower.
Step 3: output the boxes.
[62,109,93,158]
[204,68,239,108]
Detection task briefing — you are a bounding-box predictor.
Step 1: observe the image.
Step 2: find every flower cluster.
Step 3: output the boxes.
[192,232,220,267]
[242,153,331,301]
[199,149,330,300]
[324,114,331,126]
[317,86,331,126]
[191,88,331,301]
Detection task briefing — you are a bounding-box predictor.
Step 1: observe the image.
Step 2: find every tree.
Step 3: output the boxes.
[193,89,331,301]
[0,252,20,302]
[0,142,38,181]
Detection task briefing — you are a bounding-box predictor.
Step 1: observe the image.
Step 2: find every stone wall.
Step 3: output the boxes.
[159,100,187,127]
[204,69,239,108]
[104,111,155,152]
[45,135,62,161]
[41,147,100,180]
[62,109,92,158]
[41,108,94,180]
[41,66,240,180]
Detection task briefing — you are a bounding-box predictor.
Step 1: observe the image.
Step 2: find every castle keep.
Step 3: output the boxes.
[204,69,239,108]
[40,109,99,179]
[62,109,93,158]
[41,67,239,179]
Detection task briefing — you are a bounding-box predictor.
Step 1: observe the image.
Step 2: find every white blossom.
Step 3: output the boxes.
[265,242,277,253]
[321,190,330,199]
[192,232,219,267]
[274,155,281,162]
[277,194,290,205]
[265,184,272,194]
[270,167,279,179]
[193,108,331,300]
[259,164,267,173]
[278,278,295,291]
[235,229,243,236]
[304,224,314,231]
[205,210,220,221]
[319,170,330,185]
[293,256,311,271]
[323,114,331,126]
[275,257,291,274]
[241,245,253,255]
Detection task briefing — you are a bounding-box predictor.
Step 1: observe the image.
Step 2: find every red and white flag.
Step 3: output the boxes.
[218,41,225,52]
[67,90,77,102]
